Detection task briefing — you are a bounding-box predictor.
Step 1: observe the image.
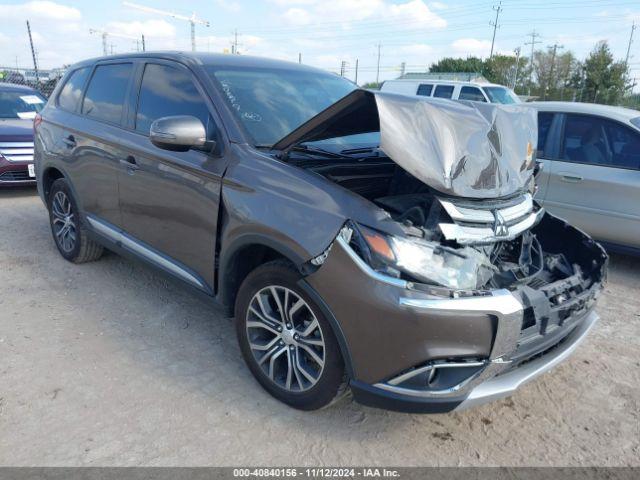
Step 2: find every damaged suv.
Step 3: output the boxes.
[35,53,607,412]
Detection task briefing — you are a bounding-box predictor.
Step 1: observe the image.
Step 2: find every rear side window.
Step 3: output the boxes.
[603,121,640,170]
[57,67,90,112]
[561,114,640,169]
[459,86,486,102]
[135,63,212,136]
[416,84,433,96]
[82,63,133,124]
[537,112,554,158]
[433,85,454,99]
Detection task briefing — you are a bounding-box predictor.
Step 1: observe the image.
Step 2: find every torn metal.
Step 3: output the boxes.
[375,93,538,199]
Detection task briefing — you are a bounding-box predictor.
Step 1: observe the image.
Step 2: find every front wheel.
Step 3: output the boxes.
[235,260,346,410]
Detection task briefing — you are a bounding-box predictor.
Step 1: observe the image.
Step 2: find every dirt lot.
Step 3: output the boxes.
[0,187,638,467]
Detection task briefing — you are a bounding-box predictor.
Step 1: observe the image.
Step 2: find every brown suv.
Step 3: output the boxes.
[34,53,607,412]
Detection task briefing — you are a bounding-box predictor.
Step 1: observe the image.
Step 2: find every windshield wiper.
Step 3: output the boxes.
[283,144,352,160]
[340,146,380,155]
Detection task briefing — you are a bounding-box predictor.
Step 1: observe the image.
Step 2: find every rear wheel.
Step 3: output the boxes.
[48,178,103,263]
[235,260,346,410]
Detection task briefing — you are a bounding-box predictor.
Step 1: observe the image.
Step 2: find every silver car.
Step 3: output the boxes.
[531,101,640,255]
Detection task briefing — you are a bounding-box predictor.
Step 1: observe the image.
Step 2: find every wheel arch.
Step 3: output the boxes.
[217,233,355,379]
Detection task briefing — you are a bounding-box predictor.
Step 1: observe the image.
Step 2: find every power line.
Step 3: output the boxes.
[489,1,502,59]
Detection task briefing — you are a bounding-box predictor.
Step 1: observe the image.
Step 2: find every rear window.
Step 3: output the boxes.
[82,63,133,124]
[416,84,433,96]
[433,85,454,99]
[57,67,90,112]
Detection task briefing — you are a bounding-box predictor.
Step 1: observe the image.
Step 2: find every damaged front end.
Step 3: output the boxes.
[280,90,607,412]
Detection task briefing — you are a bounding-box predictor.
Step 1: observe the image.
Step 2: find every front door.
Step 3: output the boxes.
[116,61,228,292]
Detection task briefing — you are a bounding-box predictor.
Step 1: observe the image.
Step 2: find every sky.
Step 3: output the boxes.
[0,0,639,86]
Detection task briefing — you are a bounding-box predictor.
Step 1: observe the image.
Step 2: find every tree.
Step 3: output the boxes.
[361,81,381,90]
[582,41,629,105]
[429,57,484,73]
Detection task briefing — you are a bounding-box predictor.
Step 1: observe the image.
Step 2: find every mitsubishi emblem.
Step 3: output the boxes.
[493,210,509,237]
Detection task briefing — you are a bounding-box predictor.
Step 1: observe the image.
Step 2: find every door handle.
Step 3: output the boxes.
[119,155,139,171]
[560,173,583,183]
[62,135,76,148]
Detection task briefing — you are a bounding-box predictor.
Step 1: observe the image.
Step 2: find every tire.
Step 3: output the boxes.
[235,260,346,410]
[48,178,104,263]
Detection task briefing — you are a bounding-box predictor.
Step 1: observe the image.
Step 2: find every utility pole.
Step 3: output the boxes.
[545,43,563,100]
[525,30,542,96]
[355,58,359,85]
[375,43,382,85]
[298,53,302,64]
[400,61,406,77]
[26,21,39,84]
[625,21,636,69]
[340,60,346,77]
[512,47,521,90]
[489,1,502,59]
[141,34,145,51]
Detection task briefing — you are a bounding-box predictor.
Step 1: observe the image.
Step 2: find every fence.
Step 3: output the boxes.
[0,66,67,98]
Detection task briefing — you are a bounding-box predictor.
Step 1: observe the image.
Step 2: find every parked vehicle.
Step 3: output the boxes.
[34,53,606,413]
[530,101,640,255]
[380,79,521,104]
[0,83,46,186]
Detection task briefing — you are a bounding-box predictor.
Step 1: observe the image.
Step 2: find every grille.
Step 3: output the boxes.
[437,193,543,244]
[0,170,31,181]
[0,142,34,162]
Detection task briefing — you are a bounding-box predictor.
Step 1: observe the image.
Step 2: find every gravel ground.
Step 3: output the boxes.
[0,187,638,467]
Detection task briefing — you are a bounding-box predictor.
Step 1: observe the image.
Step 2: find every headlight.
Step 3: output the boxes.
[356,224,495,290]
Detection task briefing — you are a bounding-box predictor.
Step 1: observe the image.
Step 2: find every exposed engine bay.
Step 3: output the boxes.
[293,155,607,308]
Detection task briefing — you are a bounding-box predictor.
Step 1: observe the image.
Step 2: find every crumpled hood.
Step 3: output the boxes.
[273,89,537,199]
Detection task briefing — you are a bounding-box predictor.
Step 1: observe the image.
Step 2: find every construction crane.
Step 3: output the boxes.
[122,1,210,52]
[89,28,142,56]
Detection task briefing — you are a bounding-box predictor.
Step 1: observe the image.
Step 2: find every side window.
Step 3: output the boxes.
[136,63,213,137]
[537,112,554,158]
[459,86,486,102]
[561,114,640,168]
[603,121,640,170]
[416,84,433,96]
[433,85,454,99]
[82,63,133,124]
[57,67,91,112]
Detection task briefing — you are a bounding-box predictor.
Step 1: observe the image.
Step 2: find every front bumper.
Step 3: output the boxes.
[350,310,597,413]
[0,159,36,186]
[305,219,604,413]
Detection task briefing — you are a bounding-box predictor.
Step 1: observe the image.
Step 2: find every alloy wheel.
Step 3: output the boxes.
[51,191,77,253]
[245,285,325,392]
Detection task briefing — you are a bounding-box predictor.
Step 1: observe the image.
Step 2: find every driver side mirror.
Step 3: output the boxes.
[149,115,215,152]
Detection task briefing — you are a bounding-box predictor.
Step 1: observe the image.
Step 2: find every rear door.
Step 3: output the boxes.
[541,113,640,247]
[115,59,229,292]
[67,61,134,227]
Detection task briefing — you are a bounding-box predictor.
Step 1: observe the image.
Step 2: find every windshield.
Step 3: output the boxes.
[482,86,520,104]
[0,90,46,119]
[207,66,357,146]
